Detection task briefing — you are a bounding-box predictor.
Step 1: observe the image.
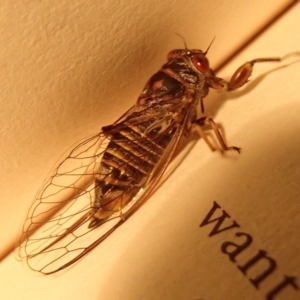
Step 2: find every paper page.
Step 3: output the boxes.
[0,2,299,300]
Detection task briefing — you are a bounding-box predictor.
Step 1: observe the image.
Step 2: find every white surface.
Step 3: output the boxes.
[0,1,300,300]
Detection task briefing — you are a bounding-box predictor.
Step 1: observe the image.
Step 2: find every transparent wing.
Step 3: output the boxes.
[18,132,110,273]
[18,104,188,274]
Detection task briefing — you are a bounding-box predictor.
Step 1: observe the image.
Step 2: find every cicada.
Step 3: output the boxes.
[19,42,290,274]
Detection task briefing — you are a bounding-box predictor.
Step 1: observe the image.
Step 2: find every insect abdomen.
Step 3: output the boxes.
[91,120,174,223]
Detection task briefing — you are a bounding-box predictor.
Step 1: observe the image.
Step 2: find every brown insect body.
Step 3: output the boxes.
[90,49,213,227]
[19,46,285,274]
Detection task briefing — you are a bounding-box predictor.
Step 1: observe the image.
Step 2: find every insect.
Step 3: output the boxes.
[18,41,295,274]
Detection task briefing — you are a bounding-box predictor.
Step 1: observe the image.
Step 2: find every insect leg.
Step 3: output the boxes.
[192,117,240,153]
[227,52,300,91]
[191,117,216,151]
[227,57,282,91]
[207,52,300,93]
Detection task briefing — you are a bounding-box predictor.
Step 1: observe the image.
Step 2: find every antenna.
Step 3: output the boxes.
[175,33,188,49]
[204,36,216,55]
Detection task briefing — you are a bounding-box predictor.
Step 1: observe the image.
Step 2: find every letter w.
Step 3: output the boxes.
[200,201,240,237]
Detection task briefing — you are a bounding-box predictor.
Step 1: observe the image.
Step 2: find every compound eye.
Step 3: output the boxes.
[191,54,209,73]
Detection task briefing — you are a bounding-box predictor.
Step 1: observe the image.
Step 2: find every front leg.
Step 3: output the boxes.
[207,53,299,92]
[192,117,241,153]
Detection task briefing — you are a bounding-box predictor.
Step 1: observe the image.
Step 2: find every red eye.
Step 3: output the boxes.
[191,54,209,73]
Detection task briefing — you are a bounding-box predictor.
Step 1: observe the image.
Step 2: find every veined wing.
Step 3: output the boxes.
[18,103,190,274]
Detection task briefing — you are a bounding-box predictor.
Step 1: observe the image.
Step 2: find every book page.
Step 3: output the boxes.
[0,2,299,300]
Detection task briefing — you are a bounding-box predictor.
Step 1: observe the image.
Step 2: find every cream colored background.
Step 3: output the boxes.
[0,1,299,299]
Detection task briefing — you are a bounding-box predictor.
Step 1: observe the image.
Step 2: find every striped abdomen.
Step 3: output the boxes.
[91,119,175,223]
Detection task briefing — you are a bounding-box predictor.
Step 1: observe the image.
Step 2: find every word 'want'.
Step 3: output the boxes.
[200,201,298,300]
